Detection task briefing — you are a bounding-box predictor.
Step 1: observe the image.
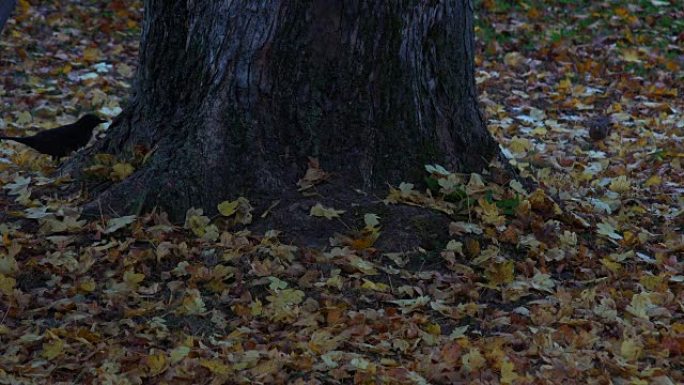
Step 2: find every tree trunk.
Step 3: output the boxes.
[88,0,498,220]
[0,0,16,33]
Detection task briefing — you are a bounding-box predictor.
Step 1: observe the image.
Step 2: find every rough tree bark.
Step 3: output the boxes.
[85,0,498,220]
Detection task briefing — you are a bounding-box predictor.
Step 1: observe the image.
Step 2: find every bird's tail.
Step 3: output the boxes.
[0,136,26,143]
[0,137,34,148]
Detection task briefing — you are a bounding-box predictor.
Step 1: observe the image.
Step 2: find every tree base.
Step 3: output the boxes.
[249,181,453,252]
[77,164,453,252]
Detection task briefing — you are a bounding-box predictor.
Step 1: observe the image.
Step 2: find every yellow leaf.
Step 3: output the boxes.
[83,47,102,62]
[233,197,253,225]
[622,231,638,246]
[620,338,642,362]
[360,279,389,292]
[310,203,344,219]
[266,289,305,321]
[621,48,641,63]
[110,163,134,181]
[639,274,665,291]
[478,198,506,226]
[462,348,485,372]
[609,175,630,193]
[597,221,622,240]
[309,330,343,354]
[184,208,210,237]
[216,197,253,224]
[116,63,133,77]
[644,175,661,187]
[389,296,430,314]
[15,111,32,125]
[178,289,206,315]
[531,125,547,136]
[170,346,190,364]
[449,325,469,340]
[42,338,65,360]
[104,215,137,234]
[268,277,288,291]
[425,323,441,336]
[17,0,30,15]
[0,255,18,275]
[485,260,515,286]
[250,299,263,316]
[509,136,530,154]
[350,357,371,370]
[200,359,232,375]
[147,352,168,375]
[83,164,111,179]
[94,153,116,165]
[558,78,572,93]
[500,358,519,384]
[124,270,145,287]
[601,258,622,273]
[0,274,16,296]
[217,200,239,217]
[251,359,280,376]
[503,52,525,67]
[268,289,305,307]
[347,255,378,275]
[79,279,97,293]
[626,292,653,320]
[672,323,684,334]
[530,271,556,292]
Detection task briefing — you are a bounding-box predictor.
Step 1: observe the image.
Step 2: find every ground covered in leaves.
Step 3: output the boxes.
[0,0,683,384]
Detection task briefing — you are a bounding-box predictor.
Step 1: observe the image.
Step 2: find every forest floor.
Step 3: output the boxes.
[0,1,682,384]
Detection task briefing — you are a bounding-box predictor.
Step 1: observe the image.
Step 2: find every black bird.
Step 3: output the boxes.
[0,114,106,159]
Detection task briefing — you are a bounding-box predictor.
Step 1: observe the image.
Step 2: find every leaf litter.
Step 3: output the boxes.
[0,0,683,384]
